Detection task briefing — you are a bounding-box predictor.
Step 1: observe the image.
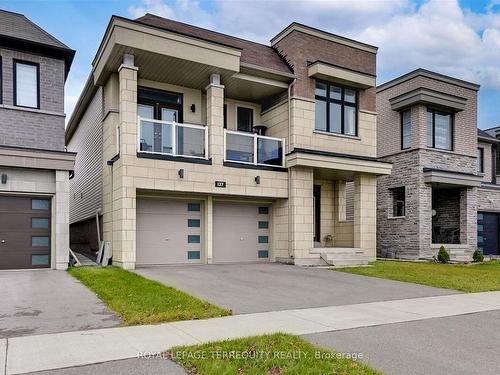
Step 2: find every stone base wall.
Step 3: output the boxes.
[478,186,500,212]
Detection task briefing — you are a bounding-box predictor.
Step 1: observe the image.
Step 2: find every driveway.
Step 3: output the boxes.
[0,270,121,338]
[135,263,455,314]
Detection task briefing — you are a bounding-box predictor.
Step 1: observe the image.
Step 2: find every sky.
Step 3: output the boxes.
[1,0,500,129]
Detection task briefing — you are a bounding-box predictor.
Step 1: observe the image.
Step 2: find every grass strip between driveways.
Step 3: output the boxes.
[68,266,231,325]
[336,260,500,293]
[169,333,380,375]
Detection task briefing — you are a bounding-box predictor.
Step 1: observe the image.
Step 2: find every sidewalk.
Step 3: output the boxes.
[3,291,500,375]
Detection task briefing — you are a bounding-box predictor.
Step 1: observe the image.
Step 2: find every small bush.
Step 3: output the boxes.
[437,246,450,263]
[473,249,484,263]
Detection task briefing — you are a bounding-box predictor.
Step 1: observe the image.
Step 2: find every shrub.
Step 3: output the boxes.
[473,249,484,263]
[437,246,450,263]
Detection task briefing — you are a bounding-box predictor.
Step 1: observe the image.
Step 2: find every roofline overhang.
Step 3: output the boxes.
[423,167,483,188]
[308,60,376,89]
[478,135,500,144]
[270,22,378,54]
[389,88,467,112]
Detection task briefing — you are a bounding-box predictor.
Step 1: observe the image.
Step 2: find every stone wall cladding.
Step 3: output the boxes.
[377,75,478,158]
[478,187,500,212]
[0,48,66,151]
[478,141,492,183]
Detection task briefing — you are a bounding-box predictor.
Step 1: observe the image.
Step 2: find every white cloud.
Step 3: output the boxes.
[128,0,500,89]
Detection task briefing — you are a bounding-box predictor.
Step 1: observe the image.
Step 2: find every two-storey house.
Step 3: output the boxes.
[0,10,75,270]
[377,69,482,260]
[66,14,391,269]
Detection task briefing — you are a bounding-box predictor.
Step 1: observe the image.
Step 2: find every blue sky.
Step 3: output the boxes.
[1,0,500,129]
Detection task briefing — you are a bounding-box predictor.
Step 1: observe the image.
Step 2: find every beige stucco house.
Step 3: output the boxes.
[66,14,391,269]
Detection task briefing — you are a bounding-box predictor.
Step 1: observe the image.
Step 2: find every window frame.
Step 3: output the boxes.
[236,105,254,132]
[478,147,484,174]
[137,86,183,122]
[400,109,412,150]
[314,80,358,136]
[13,59,40,109]
[390,186,406,218]
[0,56,2,104]
[426,108,454,151]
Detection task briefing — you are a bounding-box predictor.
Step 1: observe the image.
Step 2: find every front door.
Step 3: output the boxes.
[313,185,321,243]
[478,212,499,255]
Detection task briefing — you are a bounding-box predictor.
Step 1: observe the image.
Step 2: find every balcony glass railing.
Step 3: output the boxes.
[137,117,208,159]
[224,129,285,167]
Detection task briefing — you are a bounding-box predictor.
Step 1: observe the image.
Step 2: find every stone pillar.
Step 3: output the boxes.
[353,173,377,259]
[289,166,314,263]
[112,54,138,269]
[205,74,224,164]
[54,170,70,270]
[460,186,477,255]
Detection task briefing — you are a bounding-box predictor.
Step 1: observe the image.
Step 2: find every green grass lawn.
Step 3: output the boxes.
[170,333,380,375]
[336,260,500,293]
[68,266,231,325]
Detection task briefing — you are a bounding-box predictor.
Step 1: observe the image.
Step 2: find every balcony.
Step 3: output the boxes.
[224,129,285,167]
[137,117,208,159]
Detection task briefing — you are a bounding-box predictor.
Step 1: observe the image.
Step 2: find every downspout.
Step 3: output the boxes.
[287,78,297,259]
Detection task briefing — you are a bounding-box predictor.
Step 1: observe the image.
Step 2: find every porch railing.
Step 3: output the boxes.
[137,116,208,159]
[224,129,285,167]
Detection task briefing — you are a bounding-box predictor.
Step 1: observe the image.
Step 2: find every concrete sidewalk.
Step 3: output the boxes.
[3,291,500,375]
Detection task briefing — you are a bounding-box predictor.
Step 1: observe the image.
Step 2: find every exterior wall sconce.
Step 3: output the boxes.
[190,104,196,113]
[255,176,260,184]
[1,174,7,184]
[178,169,185,178]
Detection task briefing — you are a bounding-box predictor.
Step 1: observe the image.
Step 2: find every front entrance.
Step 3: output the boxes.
[478,212,500,255]
[0,195,51,270]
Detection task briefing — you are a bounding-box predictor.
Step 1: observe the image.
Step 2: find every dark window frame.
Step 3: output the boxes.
[315,80,358,136]
[223,104,227,129]
[313,185,321,242]
[401,109,411,150]
[426,108,454,151]
[478,147,484,174]
[390,186,406,218]
[137,86,183,122]
[13,59,40,109]
[236,106,253,132]
[0,56,2,104]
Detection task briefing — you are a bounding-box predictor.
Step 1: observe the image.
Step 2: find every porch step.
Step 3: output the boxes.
[313,247,368,266]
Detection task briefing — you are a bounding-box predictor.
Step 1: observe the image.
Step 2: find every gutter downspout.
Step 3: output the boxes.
[287,78,297,259]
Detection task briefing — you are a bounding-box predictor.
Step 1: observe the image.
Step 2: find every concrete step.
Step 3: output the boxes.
[311,247,363,255]
[323,258,369,266]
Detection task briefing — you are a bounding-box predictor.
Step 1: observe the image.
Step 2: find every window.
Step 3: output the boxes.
[32,199,49,210]
[315,81,357,136]
[237,107,253,132]
[0,57,2,104]
[223,104,227,129]
[478,147,484,173]
[14,61,39,108]
[401,109,411,149]
[391,187,405,217]
[427,109,453,150]
[187,203,200,212]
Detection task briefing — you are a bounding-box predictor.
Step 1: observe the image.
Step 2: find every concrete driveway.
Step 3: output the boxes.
[0,270,121,338]
[135,263,455,314]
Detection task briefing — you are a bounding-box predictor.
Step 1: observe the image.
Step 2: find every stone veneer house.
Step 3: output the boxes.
[377,68,500,260]
[0,10,75,270]
[66,14,391,269]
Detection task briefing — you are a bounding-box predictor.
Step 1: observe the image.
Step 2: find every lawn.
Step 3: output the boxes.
[336,260,500,292]
[170,333,380,375]
[68,266,231,325]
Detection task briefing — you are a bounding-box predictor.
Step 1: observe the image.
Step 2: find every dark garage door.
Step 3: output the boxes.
[0,196,51,269]
[478,212,499,256]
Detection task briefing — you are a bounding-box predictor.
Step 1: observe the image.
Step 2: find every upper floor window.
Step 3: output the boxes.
[14,60,39,109]
[427,108,453,151]
[0,57,2,104]
[401,109,411,149]
[478,147,484,174]
[237,106,253,132]
[315,81,357,136]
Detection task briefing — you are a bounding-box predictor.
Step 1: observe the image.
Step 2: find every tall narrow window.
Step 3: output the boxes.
[427,108,453,150]
[0,57,2,104]
[14,61,39,108]
[478,147,484,173]
[237,107,253,132]
[390,187,406,217]
[401,109,411,149]
[314,81,357,136]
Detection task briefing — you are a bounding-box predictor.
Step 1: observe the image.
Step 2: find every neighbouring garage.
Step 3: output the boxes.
[0,195,52,270]
[213,202,270,263]
[136,198,203,265]
[478,211,500,255]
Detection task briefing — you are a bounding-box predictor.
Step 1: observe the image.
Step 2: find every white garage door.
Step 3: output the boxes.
[137,198,202,265]
[213,202,270,263]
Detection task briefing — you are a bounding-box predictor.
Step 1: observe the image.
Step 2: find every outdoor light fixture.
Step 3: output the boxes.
[1,174,7,184]
[255,176,261,184]
[178,169,185,178]
[190,104,196,113]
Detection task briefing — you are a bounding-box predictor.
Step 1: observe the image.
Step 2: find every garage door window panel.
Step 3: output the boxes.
[32,199,50,210]
[188,219,201,228]
[187,235,200,244]
[188,203,201,212]
[187,251,201,260]
[31,218,49,229]
[258,250,268,258]
[31,254,49,266]
[31,236,49,247]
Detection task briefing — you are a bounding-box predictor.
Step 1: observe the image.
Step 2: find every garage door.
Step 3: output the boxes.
[137,198,203,265]
[213,202,270,263]
[0,196,51,270]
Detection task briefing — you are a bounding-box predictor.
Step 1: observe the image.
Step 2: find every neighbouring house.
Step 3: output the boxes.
[376,68,489,261]
[0,10,75,270]
[477,127,500,257]
[66,14,391,269]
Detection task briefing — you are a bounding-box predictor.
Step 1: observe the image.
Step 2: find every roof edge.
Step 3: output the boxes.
[65,74,97,144]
